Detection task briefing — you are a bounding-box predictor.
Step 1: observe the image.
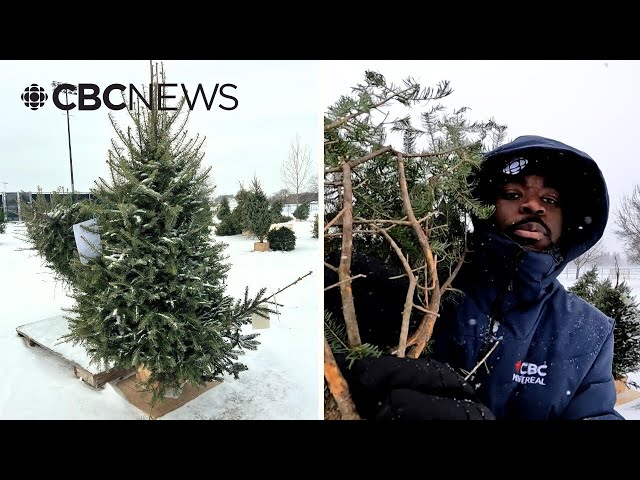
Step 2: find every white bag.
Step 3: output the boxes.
[73,218,102,264]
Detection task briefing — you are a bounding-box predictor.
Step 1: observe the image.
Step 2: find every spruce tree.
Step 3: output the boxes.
[62,64,270,403]
[247,176,272,243]
[569,266,640,379]
[270,199,285,223]
[217,197,231,220]
[20,188,95,285]
[234,184,252,233]
[293,202,310,220]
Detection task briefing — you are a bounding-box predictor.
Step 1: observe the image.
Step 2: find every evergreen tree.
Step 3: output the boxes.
[20,188,95,285]
[569,266,640,379]
[293,202,310,220]
[0,208,5,234]
[312,213,318,238]
[62,64,270,403]
[247,176,272,243]
[234,184,252,233]
[267,226,296,251]
[217,197,231,220]
[215,214,241,236]
[270,199,285,223]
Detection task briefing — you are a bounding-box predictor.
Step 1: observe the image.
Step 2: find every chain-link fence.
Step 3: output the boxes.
[1,191,94,222]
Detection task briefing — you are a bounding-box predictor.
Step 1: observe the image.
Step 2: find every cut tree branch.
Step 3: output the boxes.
[440,242,468,294]
[324,274,367,292]
[464,340,500,381]
[324,86,416,132]
[325,146,393,174]
[390,145,461,159]
[395,153,442,359]
[324,337,360,420]
[261,271,313,304]
[338,162,361,347]
[372,224,416,358]
[324,262,339,273]
[324,207,346,232]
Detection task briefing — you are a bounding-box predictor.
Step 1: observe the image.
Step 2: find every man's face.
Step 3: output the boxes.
[493,174,563,251]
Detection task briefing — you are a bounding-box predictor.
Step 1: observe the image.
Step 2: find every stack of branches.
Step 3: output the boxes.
[323,70,506,420]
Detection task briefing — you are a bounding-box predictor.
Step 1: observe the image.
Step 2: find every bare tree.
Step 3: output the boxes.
[281,134,314,207]
[616,185,640,263]
[270,188,289,205]
[572,239,604,279]
[308,170,319,192]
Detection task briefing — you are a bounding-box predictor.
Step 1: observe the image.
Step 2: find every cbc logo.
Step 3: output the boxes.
[21,84,49,110]
[515,360,547,376]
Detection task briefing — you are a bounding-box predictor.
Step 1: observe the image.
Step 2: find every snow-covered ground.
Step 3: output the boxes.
[558,270,640,420]
[0,220,322,420]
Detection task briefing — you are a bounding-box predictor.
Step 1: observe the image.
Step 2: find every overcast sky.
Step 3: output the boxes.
[322,60,640,256]
[0,60,321,199]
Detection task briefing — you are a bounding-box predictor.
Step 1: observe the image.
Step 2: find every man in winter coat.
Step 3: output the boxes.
[326,135,624,420]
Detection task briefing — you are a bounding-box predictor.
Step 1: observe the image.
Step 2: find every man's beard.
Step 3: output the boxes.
[502,217,558,252]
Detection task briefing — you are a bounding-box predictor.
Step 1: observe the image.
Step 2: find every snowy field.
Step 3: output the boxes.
[0,220,322,420]
[558,270,640,420]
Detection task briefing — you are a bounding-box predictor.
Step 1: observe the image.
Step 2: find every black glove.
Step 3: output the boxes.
[336,355,495,420]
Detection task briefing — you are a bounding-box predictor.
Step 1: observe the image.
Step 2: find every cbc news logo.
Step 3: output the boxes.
[20,82,238,112]
[21,84,49,110]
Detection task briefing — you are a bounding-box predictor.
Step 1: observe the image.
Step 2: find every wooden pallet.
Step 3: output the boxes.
[615,378,640,407]
[16,315,131,389]
[114,373,221,419]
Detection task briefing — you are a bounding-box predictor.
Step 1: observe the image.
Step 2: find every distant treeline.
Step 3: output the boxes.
[215,190,318,206]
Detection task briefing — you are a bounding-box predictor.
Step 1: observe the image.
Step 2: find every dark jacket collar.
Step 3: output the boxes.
[462,227,563,305]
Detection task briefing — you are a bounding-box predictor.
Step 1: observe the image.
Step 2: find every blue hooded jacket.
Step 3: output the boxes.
[431,135,624,420]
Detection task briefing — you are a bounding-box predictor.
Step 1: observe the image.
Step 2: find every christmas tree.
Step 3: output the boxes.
[293,202,309,220]
[20,188,95,285]
[323,70,506,418]
[62,63,270,403]
[569,266,640,380]
[247,176,271,243]
[217,197,231,220]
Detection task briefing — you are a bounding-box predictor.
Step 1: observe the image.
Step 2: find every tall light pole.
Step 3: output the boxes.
[52,81,78,201]
[2,181,7,218]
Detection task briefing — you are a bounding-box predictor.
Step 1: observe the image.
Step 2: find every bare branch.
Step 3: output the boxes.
[261,271,313,304]
[324,338,360,420]
[324,207,346,232]
[412,304,440,316]
[325,146,393,174]
[324,274,367,292]
[390,145,461,159]
[615,185,640,263]
[388,264,427,280]
[464,340,500,381]
[324,86,416,131]
[392,153,442,358]
[324,262,339,273]
[372,225,416,358]
[572,239,605,279]
[338,162,361,347]
[440,240,468,294]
